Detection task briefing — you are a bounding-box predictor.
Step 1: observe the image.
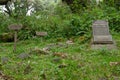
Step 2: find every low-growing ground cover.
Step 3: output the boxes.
[0,32,120,80]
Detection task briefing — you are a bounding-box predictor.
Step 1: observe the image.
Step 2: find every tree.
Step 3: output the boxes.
[0,0,34,17]
[62,0,91,13]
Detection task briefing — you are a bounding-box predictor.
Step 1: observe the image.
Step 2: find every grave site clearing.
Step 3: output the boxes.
[0,31,120,80]
[0,0,120,80]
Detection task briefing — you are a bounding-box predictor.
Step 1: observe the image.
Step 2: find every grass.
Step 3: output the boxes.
[0,33,120,80]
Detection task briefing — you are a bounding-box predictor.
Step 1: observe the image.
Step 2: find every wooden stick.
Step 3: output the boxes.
[13,31,17,52]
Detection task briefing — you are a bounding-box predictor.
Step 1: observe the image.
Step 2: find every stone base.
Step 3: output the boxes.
[93,35,113,44]
[91,43,117,50]
[91,41,117,50]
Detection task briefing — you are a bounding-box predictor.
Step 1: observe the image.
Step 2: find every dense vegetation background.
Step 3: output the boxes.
[0,0,120,41]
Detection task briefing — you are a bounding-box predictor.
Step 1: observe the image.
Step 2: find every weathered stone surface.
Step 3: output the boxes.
[8,24,22,31]
[36,31,48,37]
[93,35,113,44]
[66,40,74,45]
[17,53,30,59]
[91,44,116,50]
[58,63,67,68]
[92,25,110,35]
[29,47,49,55]
[91,20,116,49]
[93,20,108,24]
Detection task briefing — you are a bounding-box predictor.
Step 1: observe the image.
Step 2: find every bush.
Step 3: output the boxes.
[0,1,120,41]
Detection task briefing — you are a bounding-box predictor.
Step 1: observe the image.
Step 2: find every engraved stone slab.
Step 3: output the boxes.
[91,20,116,49]
[92,24,110,35]
[92,20,113,44]
[36,31,48,37]
[8,24,22,31]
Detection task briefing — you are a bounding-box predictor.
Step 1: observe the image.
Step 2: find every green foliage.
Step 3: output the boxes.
[103,0,120,10]
[0,0,120,41]
[0,34,120,79]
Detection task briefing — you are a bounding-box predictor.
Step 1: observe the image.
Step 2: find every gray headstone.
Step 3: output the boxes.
[91,20,116,49]
[17,53,30,59]
[92,20,113,44]
[92,24,109,35]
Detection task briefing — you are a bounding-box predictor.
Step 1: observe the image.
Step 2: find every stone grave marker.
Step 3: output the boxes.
[91,20,116,49]
[8,24,22,52]
[36,31,48,42]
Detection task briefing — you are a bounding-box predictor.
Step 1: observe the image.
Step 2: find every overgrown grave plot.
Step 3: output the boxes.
[91,20,117,49]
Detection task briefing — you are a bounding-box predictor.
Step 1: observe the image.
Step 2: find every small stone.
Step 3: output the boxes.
[53,52,67,58]
[66,40,74,45]
[30,47,49,55]
[58,63,67,68]
[17,53,30,59]
[109,62,120,66]
[42,47,51,52]
[1,57,9,64]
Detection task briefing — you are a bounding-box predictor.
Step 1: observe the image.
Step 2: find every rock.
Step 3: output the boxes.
[58,63,67,68]
[17,53,30,59]
[66,40,74,45]
[53,52,68,58]
[1,57,9,64]
[30,47,49,55]
[42,47,51,52]
[109,62,120,66]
